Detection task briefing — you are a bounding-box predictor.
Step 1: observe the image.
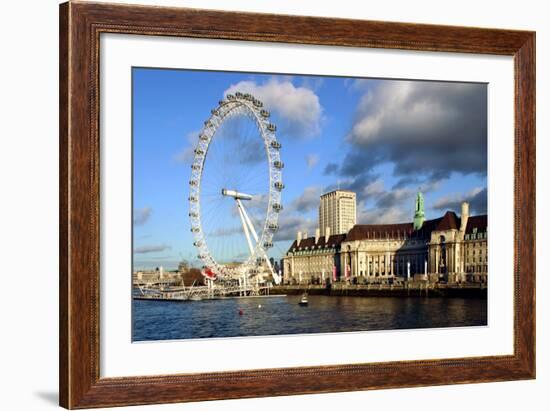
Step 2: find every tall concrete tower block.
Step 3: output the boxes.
[318,190,357,235]
[460,201,470,232]
[413,191,425,230]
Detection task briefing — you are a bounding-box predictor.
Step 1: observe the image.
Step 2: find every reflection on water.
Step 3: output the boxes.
[132,295,487,342]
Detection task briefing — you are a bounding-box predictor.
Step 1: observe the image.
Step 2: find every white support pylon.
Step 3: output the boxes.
[237,198,258,241]
[236,199,255,256]
[235,197,281,284]
[237,199,279,283]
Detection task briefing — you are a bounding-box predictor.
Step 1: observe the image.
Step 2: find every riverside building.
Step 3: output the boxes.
[318,190,357,236]
[283,191,487,285]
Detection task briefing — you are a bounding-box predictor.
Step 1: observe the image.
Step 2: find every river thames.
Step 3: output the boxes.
[132,295,487,341]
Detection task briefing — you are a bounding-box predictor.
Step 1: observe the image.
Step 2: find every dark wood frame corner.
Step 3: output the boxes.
[59,1,536,409]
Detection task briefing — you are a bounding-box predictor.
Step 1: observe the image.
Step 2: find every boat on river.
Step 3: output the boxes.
[298,293,308,306]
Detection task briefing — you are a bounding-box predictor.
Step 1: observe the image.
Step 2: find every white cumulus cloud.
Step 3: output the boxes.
[225,78,323,138]
[173,130,200,164]
[133,207,152,226]
[289,186,323,213]
[134,244,171,254]
[305,153,320,170]
[358,206,410,225]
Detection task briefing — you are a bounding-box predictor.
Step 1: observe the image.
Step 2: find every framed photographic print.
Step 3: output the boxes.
[59,1,535,408]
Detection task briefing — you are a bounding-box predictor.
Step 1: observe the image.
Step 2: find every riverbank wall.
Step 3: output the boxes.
[270,283,487,298]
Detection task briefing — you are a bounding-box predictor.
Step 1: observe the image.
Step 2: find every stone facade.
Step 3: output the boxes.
[133,266,182,286]
[427,203,488,283]
[283,193,487,285]
[340,223,430,284]
[283,227,345,285]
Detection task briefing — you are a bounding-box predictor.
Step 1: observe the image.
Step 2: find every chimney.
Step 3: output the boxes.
[325,226,331,240]
[315,228,320,244]
[303,231,308,240]
[460,202,470,232]
[297,231,302,246]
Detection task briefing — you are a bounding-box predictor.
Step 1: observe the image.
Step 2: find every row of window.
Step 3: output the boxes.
[465,265,488,273]
[466,256,488,263]
[290,248,337,255]
[466,241,486,248]
[467,249,487,255]
[465,232,487,240]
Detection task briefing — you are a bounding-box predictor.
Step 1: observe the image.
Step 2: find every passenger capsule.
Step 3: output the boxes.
[272,203,283,211]
[267,123,277,132]
[253,99,263,108]
[268,223,279,231]
[227,94,236,100]
[194,148,204,155]
[235,92,244,98]
[273,160,284,169]
[189,180,198,186]
[191,227,199,233]
[274,182,285,191]
[264,241,273,248]
[270,141,281,149]
[188,196,197,202]
[189,212,198,218]
[260,109,270,118]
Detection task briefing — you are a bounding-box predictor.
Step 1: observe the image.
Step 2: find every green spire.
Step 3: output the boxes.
[413,191,425,230]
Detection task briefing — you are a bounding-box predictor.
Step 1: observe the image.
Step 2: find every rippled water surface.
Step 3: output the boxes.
[132,295,487,342]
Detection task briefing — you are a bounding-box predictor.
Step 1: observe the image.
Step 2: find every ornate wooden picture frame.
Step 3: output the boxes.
[59,1,535,408]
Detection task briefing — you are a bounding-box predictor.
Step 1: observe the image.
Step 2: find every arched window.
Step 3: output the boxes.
[439,235,447,274]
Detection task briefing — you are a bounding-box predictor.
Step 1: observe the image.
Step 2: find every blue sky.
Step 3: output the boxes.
[133,68,487,270]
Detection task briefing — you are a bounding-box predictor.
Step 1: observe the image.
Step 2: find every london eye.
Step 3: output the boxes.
[188,92,284,287]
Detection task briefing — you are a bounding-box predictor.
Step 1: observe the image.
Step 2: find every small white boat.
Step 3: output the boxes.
[298,293,308,306]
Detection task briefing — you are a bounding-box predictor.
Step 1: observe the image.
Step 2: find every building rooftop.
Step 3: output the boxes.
[434,211,460,231]
[347,222,416,241]
[287,211,488,253]
[289,234,347,251]
[320,189,356,197]
[465,214,487,233]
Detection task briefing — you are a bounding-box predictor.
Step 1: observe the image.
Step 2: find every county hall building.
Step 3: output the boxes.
[283,190,488,285]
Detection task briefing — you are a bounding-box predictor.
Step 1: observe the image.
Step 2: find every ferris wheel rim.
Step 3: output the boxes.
[188,92,284,280]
